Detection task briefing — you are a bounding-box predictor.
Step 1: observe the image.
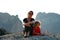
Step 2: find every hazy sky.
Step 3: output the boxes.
[0,0,60,21]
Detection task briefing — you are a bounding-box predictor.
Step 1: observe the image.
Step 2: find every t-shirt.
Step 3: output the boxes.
[23,18,35,35]
[23,18,35,28]
[32,26,41,36]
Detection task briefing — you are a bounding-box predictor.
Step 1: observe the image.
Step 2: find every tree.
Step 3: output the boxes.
[0,28,7,36]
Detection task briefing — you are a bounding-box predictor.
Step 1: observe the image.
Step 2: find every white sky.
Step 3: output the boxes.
[0,0,60,21]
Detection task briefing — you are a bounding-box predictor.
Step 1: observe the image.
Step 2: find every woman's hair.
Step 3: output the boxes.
[34,21,40,26]
[28,11,33,15]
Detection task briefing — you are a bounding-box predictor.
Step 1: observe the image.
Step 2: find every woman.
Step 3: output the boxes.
[23,11,35,37]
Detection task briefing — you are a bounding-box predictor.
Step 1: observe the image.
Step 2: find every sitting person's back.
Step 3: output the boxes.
[32,21,41,36]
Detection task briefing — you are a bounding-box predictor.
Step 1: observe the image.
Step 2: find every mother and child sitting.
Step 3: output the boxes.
[23,11,42,37]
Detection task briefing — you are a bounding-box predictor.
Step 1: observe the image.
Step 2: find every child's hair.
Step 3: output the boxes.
[34,21,40,26]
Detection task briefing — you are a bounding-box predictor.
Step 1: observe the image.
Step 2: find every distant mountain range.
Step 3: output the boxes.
[0,12,23,33]
[36,12,60,34]
[0,12,60,40]
[0,12,60,34]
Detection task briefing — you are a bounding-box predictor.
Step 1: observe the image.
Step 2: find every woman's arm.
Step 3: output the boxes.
[23,18,35,26]
[23,18,31,26]
[23,22,30,26]
[23,21,35,26]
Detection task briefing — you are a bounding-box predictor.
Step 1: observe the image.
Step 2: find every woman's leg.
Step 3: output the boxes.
[24,32,27,36]
[27,31,30,36]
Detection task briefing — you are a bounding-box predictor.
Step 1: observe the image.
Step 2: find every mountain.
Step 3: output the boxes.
[0,12,23,33]
[0,12,60,40]
[36,12,60,34]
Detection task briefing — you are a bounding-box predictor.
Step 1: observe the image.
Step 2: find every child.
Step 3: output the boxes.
[32,21,42,36]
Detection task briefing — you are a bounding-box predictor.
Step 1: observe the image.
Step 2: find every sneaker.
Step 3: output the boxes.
[24,33,26,36]
[24,36,27,38]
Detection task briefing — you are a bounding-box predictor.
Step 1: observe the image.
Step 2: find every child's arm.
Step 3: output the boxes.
[33,30,40,35]
[33,27,41,35]
[33,30,41,35]
[33,30,37,34]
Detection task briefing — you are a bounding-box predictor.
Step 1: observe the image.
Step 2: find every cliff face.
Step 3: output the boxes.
[36,12,60,34]
[0,12,60,40]
[0,12,23,33]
